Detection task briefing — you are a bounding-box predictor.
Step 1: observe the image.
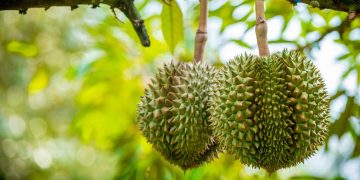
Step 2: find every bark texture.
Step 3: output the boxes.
[287,0,360,13]
[0,0,150,47]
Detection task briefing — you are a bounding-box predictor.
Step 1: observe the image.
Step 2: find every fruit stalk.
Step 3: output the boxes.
[255,0,270,57]
[193,0,208,63]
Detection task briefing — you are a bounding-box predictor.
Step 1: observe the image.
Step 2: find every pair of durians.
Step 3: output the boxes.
[137,49,329,173]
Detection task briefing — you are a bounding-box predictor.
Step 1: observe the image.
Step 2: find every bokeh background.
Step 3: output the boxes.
[0,0,359,179]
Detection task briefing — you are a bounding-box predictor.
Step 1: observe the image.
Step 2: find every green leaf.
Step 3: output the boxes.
[329,90,346,102]
[352,137,360,157]
[329,96,355,138]
[341,65,355,79]
[357,65,360,85]
[28,69,49,94]
[161,0,184,54]
[232,40,252,49]
[6,40,38,57]
[337,53,351,61]
[290,175,326,180]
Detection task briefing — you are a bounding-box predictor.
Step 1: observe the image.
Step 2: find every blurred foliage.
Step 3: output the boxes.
[0,0,359,179]
[161,0,184,54]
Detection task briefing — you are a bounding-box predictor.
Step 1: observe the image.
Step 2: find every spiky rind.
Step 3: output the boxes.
[210,50,330,173]
[137,62,219,170]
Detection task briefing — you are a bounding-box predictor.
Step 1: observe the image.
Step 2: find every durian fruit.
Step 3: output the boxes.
[137,62,219,170]
[210,50,329,173]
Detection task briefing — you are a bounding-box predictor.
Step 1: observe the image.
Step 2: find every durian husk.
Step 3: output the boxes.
[210,50,330,173]
[137,62,220,170]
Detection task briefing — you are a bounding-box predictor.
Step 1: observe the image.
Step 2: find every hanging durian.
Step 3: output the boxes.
[137,0,219,170]
[210,50,329,173]
[210,0,330,173]
[137,62,219,170]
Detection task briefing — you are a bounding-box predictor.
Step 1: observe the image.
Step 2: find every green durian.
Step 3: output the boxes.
[137,62,220,170]
[210,50,329,173]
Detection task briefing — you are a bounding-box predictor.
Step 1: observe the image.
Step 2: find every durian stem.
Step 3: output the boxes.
[255,0,270,57]
[193,0,208,63]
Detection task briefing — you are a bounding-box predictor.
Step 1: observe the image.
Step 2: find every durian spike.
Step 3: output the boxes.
[255,0,270,56]
[194,0,208,63]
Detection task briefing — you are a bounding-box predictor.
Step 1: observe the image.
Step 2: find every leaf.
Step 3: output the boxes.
[6,40,38,57]
[329,90,346,102]
[329,96,355,138]
[341,65,355,79]
[357,65,360,85]
[28,69,49,94]
[161,0,184,54]
[290,175,326,180]
[232,40,252,49]
[268,39,295,44]
[337,53,351,61]
[352,137,360,157]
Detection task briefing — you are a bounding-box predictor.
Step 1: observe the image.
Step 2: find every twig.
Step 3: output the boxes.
[348,11,359,22]
[118,0,150,47]
[255,0,270,56]
[0,0,150,47]
[287,0,360,14]
[111,7,124,23]
[193,0,208,63]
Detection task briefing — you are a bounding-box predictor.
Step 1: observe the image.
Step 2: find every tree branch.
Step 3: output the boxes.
[255,0,270,57]
[193,0,208,63]
[287,0,360,18]
[0,0,150,47]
